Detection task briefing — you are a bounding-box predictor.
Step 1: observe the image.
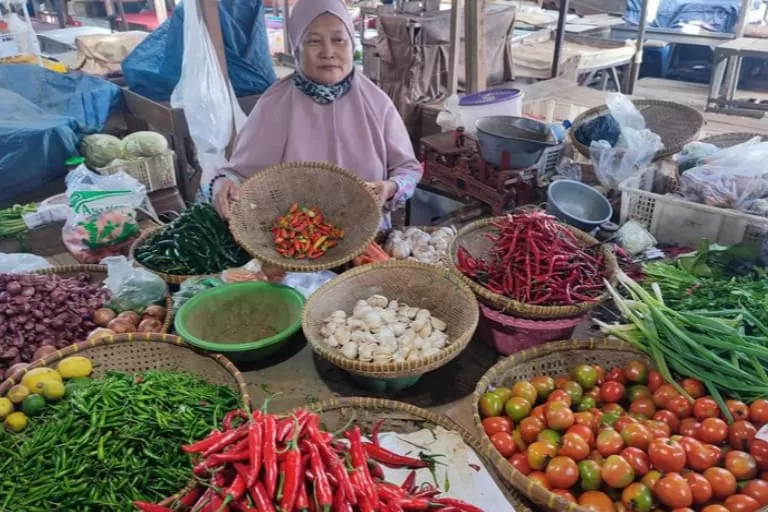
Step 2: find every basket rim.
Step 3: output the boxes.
[471,337,648,512]
[0,332,252,407]
[699,132,766,146]
[569,99,704,161]
[27,264,174,333]
[447,216,618,319]
[302,260,479,379]
[289,396,533,511]
[230,161,382,273]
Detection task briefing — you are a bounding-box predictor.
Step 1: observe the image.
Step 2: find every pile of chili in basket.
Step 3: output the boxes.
[455,211,607,306]
[135,406,485,512]
[272,203,344,260]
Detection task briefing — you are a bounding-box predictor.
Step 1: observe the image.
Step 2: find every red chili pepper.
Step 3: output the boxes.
[263,414,279,499]
[346,427,380,507]
[277,409,310,442]
[431,498,485,512]
[247,482,275,512]
[371,419,385,446]
[216,473,247,512]
[177,486,204,507]
[295,475,310,512]
[191,488,215,512]
[133,502,172,512]
[376,482,407,501]
[401,470,417,494]
[222,409,249,430]
[333,488,353,512]
[362,443,428,469]
[208,450,250,463]
[312,433,357,505]
[278,418,303,512]
[245,420,262,487]
[304,440,333,512]
[202,426,249,457]
[182,429,222,453]
[350,470,376,512]
[368,459,385,480]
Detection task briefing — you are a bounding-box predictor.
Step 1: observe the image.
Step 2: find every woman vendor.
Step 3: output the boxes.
[209,0,423,229]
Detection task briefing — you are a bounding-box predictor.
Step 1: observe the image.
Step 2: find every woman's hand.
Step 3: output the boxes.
[213,178,240,220]
[366,180,398,205]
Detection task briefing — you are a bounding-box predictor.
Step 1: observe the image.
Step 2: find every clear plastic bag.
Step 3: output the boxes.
[617,220,657,256]
[282,271,337,299]
[0,253,52,274]
[590,94,664,191]
[62,167,148,263]
[172,276,225,312]
[102,256,168,312]
[677,141,720,172]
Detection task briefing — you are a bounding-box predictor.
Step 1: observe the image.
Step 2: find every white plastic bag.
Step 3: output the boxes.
[617,220,657,256]
[62,167,148,263]
[102,256,168,312]
[0,253,52,274]
[282,271,337,299]
[170,0,246,183]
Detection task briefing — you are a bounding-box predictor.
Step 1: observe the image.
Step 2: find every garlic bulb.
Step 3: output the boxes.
[367,295,388,308]
[383,226,456,266]
[341,342,359,359]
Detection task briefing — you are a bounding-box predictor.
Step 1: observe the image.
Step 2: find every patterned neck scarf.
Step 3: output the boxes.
[293,69,354,105]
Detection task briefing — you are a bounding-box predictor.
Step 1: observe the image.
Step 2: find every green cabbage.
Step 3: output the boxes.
[80,134,123,168]
[121,131,169,160]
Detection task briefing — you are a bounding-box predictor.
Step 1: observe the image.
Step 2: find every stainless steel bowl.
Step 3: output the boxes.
[475,116,557,169]
[546,179,612,232]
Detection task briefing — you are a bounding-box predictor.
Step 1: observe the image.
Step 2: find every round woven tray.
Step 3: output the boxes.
[34,264,173,333]
[230,161,382,272]
[302,260,479,379]
[570,99,704,161]
[130,227,204,285]
[472,338,653,512]
[289,397,534,511]
[700,132,767,148]
[448,217,618,319]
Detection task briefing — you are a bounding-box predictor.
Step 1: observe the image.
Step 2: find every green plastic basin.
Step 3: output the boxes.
[174,282,305,362]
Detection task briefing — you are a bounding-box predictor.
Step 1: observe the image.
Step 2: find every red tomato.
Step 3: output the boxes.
[511,429,527,452]
[729,420,757,452]
[705,467,738,499]
[699,417,729,445]
[531,376,556,401]
[601,381,626,403]
[554,375,569,390]
[726,450,759,480]
[686,440,721,472]
[559,432,590,461]
[648,438,687,473]
[511,381,538,405]
[628,384,653,402]
[603,403,626,416]
[518,416,545,444]
[527,441,557,471]
[702,506,731,512]
[680,417,702,438]
[641,469,663,490]
[621,423,653,451]
[567,423,595,448]
[546,404,575,432]
[654,409,681,434]
[726,400,751,422]
[527,471,550,489]
[644,419,672,439]
[723,494,761,512]
[624,360,649,384]
[482,416,513,436]
[680,378,705,399]
[550,488,577,503]
[545,456,580,489]
[666,395,694,419]
[530,404,547,424]
[597,429,625,457]
[629,398,657,419]
[601,454,635,489]
[547,389,573,407]
[578,490,615,512]
[684,471,713,505]
[508,452,531,475]
[490,431,517,457]
[615,415,639,433]
[584,386,602,403]
[693,397,720,421]
[750,439,768,471]
[606,367,627,384]
[743,479,768,506]
[653,384,680,408]
[620,446,651,476]
[647,370,664,392]
[654,472,693,508]
[749,399,768,427]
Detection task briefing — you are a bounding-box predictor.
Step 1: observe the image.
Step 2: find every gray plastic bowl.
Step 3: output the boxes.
[546,179,612,232]
[475,116,556,168]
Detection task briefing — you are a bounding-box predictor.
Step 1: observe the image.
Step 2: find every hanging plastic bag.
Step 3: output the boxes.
[170,0,246,186]
[0,253,52,274]
[62,167,148,263]
[102,256,168,312]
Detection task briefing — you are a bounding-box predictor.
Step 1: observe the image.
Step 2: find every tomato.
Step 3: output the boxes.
[508,452,531,475]
[647,370,664,392]
[653,409,681,434]
[490,431,517,457]
[750,439,768,471]
[621,482,653,512]
[504,397,532,423]
[726,451,759,480]
[530,404,547,423]
[693,396,720,421]
[531,376,556,401]
[478,392,504,418]
[653,472,693,508]
[574,411,597,429]
[680,378,705,399]
[648,438,687,473]
[606,368,627,384]
[620,447,650,476]
[699,417,729,445]
[511,381,538,405]
[629,398,657,418]
[625,360,648,384]
[547,390,573,408]
[601,381,626,403]
[546,405,575,432]
[705,467,738,499]
[666,395,694,419]
[550,488,576,503]
[519,417,546,444]
[621,423,653,451]
[527,441,557,471]
[680,417,702,438]
[653,384,680,408]
[537,429,561,448]
[482,416,513,436]
[577,396,597,412]
[601,454,635,489]
[579,490,615,512]
[702,506,731,512]
[545,456,579,489]
[561,381,584,403]
[566,424,595,447]
[749,399,768,427]
[641,469,662,491]
[729,420,757,452]
[559,432,590,461]
[743,479,768,506]
[686,440,720,472]
[627,384,652,402]
[723,494,761,512]
[727,400,751,422]
[644,419,672,439]
[572,364,599,390]
[527,471,550,489]
[614,415,639,434]
[578,459,602,491]
[492,387,514,404]
[584,386,602,403]
[684,471,713,505]
[597,429,624,457]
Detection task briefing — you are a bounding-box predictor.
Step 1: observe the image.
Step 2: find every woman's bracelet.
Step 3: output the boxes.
[208,174,227,202]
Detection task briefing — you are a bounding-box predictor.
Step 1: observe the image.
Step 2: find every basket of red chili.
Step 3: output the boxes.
[448,212,618,319]
[230,161,382,272]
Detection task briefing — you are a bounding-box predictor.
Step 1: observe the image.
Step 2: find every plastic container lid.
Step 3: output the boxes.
[65,156,85,166]
[459,89,522,107]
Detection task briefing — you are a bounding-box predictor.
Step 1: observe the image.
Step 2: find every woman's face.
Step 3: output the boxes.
[301,13,353,85]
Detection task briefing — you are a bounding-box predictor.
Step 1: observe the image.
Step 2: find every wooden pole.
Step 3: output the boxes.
[447,0,463,96]
[627,0,649,93]
[551,0,570,78]
[723,0,751,96]
[154,0,168,24]
[464,0,486,92]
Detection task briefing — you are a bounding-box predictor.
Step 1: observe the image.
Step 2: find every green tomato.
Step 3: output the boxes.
[478,392,503,418]
[627,384,652,402]
[621,483,653,512]
[576,396,597,412]
[572,364,598,390]
[601,411,621,427]
[578,459,602,491]
[504,397,532,423]
[562,381,584,404]
[536,429,561,448]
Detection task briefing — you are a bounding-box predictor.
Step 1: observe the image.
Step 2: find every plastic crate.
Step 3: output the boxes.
[619,166,768,246]
[98,151,177,193]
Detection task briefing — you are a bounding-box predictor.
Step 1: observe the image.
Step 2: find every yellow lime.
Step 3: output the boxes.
[21,394,46,417]
[7,384,30,404]
[57,356,93,379]
[0,397,13,419]
[21,367,63,394]
[41,380,66,401]
[4,411,28,433]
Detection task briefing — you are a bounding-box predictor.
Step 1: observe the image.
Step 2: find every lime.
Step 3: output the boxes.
[41,380,66,401]
[4,411,28,433]
[0,397,13,419]
[21,394,46,417]
[7,384,30,404]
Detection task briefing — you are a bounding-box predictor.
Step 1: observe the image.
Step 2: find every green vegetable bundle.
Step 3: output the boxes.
[0,371,239,511]
[0,203,37,237]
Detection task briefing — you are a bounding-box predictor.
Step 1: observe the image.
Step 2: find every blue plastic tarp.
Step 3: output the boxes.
[0,64,122,203]
[122,0,277,102]
[624,0,762,33]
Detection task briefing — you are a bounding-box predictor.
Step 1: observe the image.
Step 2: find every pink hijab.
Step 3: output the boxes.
[215,0,422,216]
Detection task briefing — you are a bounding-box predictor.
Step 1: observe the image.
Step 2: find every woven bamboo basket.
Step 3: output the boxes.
[570,99,704,162]
[700,132,767,148]
[288,397,534,511]
[302,260,478,383]
[472,338,653,512]
[447,217,618,319]
[230,161,382,272]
